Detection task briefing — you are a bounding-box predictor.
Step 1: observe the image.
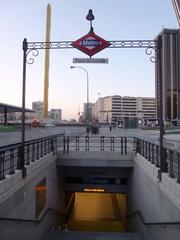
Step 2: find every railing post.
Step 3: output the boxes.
[85,136,89,151]
[110,137,114,151]
[169,150,175,178]
[32,143,35,162]
[63,136,66,154]
[145,141,148,159]
[121,138,123,154]
[177,153,180,183]
[142,141,144,157]
[66,137,69,153]
[50,138,54,152]
[0,151,5,180]
[139,140,142,155]
[100,136,104,151]
[124,138,127,155]
[36,142,40,160]
[48,138,50,153]
[9,149,15,175]
[17,146,22,169]
[40,140,43,158]
[151,144,155,164]
[155,145,160,167]
[44,139,47,155]
[26,144,30,165]
[136,138,139,153]
[54,136,57,151]
[148,143,151,161]
[76,137,79,150]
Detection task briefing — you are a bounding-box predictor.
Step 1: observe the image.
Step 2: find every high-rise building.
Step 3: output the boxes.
[92,95,156,124]
[172,0,180,26]
[155,29,180,121]
[32,101,43,120]
[83,102,94,122]
[49,108,62,122]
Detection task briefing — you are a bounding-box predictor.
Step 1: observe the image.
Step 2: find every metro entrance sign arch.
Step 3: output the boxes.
[20,9,165,180]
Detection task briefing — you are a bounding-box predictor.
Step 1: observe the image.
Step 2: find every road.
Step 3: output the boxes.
[0,125,180,149]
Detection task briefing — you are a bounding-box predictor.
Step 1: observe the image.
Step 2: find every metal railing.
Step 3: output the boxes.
[62,136,135,154]
[1,134,180,185]
[0,134,64,180]
[134,138,180,184]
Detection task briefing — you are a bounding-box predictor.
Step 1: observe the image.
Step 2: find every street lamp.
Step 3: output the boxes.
[70,66,89,125]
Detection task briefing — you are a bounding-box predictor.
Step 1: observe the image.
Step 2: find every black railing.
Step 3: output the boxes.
[62,136,134,154]
[134,138,180,184]
[0,134,64,180]
[1,134,180,185]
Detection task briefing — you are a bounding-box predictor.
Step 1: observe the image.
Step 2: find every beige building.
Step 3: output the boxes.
[32,101,43,120]
[49,109,62,122]
[92,95,156,124]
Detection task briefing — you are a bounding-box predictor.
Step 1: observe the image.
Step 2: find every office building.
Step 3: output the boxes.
[49,108,62,122]
[32,101,43,120]
[155,29,180,121]
[92,95,156,124]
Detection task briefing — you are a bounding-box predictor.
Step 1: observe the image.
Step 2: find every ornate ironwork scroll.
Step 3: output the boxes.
[26,49,39,64]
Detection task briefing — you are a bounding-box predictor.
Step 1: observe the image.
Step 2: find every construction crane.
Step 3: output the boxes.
[172,0,180,26]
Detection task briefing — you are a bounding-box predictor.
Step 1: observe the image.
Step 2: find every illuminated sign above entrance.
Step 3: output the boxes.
[83,188,105,193]
[72,31,110,57]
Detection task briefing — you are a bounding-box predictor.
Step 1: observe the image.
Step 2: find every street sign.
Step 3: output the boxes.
[72,31,110,57]
[73,58,109,64]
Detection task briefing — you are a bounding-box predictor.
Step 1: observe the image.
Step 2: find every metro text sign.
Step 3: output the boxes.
[72,31,110,57]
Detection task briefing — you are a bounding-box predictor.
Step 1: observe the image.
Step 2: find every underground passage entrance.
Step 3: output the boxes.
[65,192,127,232]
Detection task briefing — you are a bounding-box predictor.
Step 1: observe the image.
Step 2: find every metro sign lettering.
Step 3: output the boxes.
[72,31,110,57]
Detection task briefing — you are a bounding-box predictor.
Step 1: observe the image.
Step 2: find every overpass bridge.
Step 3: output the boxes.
[0,126,180,240]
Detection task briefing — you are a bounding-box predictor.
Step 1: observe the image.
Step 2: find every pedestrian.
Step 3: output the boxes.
[109,124,112,132]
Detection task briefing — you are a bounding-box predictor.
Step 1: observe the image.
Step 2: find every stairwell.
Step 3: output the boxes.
[45,230,143,240]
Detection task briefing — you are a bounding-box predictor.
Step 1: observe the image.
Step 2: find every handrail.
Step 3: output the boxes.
[0,208,65,223]
[127,210,180,226]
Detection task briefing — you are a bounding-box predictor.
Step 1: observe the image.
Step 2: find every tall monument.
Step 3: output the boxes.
[43,4,51,118]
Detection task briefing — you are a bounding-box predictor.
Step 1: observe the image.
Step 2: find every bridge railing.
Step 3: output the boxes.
[61,136,135,154]
[134,138,180,184]
[0,134,64,180]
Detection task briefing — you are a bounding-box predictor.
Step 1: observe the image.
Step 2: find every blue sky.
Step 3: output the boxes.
[0,0,178,120]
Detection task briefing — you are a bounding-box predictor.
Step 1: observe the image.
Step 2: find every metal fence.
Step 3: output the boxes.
[0,134,64,180]
[1,134,180,185]
[134,138,180,184]
[62,136,135,154]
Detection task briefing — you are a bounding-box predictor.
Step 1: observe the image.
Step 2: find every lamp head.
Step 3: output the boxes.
[86,9,95,21]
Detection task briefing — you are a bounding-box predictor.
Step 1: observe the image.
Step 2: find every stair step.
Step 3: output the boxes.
[45,230,143,240]
[68,219,125,232]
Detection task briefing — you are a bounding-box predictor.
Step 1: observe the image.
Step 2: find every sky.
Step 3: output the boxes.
[0,0,178,120]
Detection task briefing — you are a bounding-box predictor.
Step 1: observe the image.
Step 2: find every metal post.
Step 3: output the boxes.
[70,66,89,126]
[19,38,27,178]
[158,36,167,177]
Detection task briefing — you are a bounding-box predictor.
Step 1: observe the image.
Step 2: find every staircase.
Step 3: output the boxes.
[44,230,143,240]
[68,219,125,232]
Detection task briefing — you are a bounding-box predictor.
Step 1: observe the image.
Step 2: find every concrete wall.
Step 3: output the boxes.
[127,154,180,240]
[0,153,65,240]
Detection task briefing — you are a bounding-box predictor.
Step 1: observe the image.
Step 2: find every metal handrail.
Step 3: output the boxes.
[0,207,64,223]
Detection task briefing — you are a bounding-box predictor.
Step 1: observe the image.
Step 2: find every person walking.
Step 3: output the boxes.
[109,124,112,132]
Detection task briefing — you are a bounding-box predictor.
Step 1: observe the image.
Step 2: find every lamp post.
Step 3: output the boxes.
[70,66,89,125]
